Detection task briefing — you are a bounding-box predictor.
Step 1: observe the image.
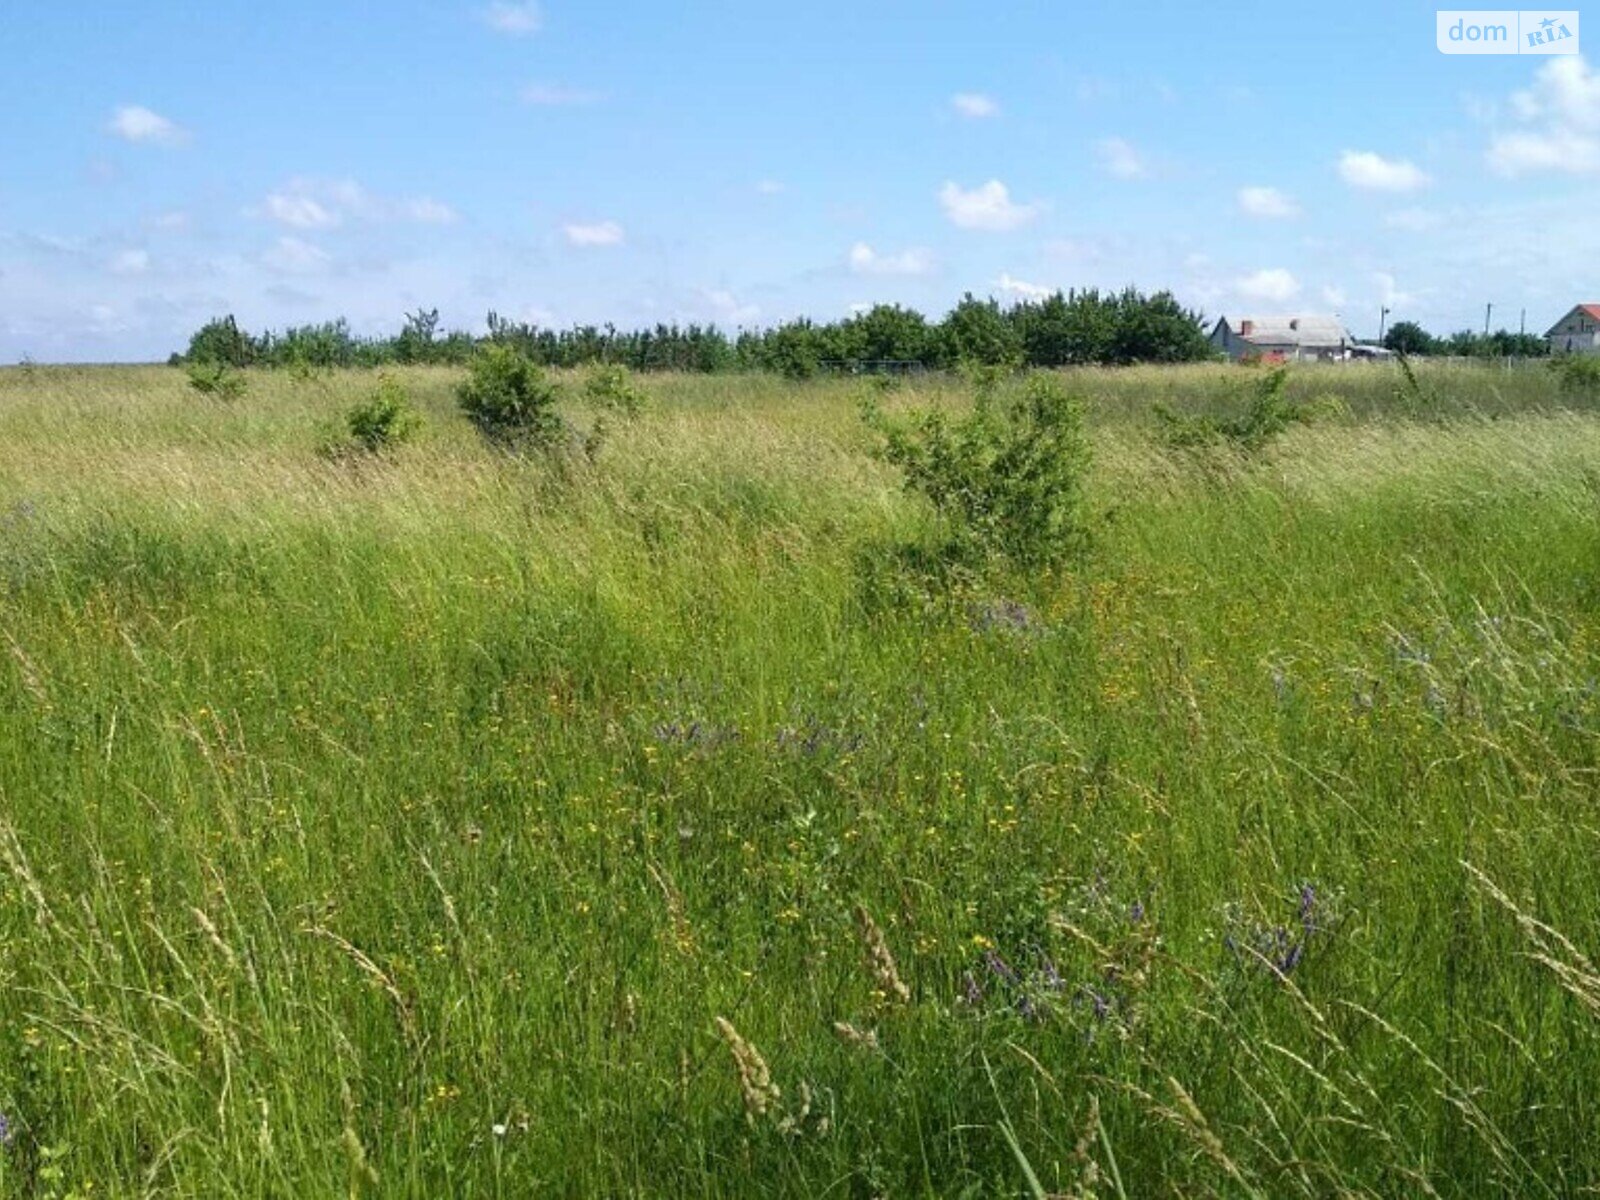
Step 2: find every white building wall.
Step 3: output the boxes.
[1548,315,1600,355]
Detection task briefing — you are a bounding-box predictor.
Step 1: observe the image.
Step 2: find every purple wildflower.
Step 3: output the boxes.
[1081,987,1111,1020]
[1297,884,1316,925]
[1038,955,1064,992]
[983,949,1019,986]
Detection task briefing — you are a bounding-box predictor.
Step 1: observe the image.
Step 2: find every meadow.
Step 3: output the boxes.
[2,358,1600,1197]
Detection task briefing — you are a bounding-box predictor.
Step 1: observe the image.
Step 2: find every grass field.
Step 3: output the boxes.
[3,359,1600,1196]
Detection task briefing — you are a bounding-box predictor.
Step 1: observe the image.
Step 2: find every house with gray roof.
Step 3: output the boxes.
[1209,315,1357,362]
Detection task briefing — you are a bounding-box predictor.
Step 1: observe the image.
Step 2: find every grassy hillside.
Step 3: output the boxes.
[2,360,1600,1196]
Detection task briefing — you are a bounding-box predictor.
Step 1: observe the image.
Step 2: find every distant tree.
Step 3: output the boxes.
[939,293,1023,368]
[1010,290,1113,366]
[1383,320,1435,356]
[1486,330,1548,358]
[1443,330,1494,357]
[762,319,825,379]
[1106,289,1212,364]
[185,315,259,367]
[269,319,358,368]
[395,308,442,364]
[839,304,933,363]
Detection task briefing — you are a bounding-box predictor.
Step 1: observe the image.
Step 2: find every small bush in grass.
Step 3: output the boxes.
[1550,354,1600,397]
[186,361,247,401]
[456,345,565,449]
[1155,366,1334,453]
[584,364,648,417]
[865,371,1091,571]
[345,375,422,454]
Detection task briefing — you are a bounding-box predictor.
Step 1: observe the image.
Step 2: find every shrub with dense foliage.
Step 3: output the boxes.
[1551,353,1600,396]
[867,372,1091,569]
[456,345,565,448]
[345,374,422,453]
[583,364,648,417]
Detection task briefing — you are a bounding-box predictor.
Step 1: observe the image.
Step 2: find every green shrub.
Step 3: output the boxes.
[866,371,1091,570]
[186,361,247,401]
[456,345,565,448]
[1550,354,1600,396]
[1155,366,1322,453]
[346,375,422,453]
[584,364,648,417]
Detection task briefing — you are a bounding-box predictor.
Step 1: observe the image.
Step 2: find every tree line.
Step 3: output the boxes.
[174,288,1216,376]
[1381,320,1548,358]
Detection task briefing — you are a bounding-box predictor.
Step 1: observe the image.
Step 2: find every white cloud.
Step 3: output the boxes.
[938,179,1040,231]
[252,179,455,228]
[1237,185,1299,219]
[1321,285,1347,308]
[994,272,1053,300]
[1487,58,1600,174]
[150,210,190,231]
[107,105,187,146]
[755,179,785,195]
[521,83,604,106]
[950,92,999,119]
[1076,76,1115,103]
[483,2,542,34]
[1385,207,1441,231]
[1237,268,1300,303]
[1488,128,1600,174]
[564,220,625,247]
[1374,271,1415,309]
[263,236,330,274]
[401,197,459,224]
[1096,136,1148,180]
[848,241,933,276]
[1338,150,1430,192]
[262,193,340,230]
[1045,237,1108,265]
[700,288,759,326]
[108,249,149,275]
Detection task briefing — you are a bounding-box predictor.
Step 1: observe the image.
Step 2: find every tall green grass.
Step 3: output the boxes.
[2,360,1599,1196]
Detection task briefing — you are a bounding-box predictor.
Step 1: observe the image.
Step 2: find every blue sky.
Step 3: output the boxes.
[1,1,1595,360]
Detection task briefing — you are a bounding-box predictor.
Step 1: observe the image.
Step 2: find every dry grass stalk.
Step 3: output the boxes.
[1466,861,1600,1016]
[648,862,695,955]
[0,818,55,929]
[852,903,911,1005]
[302,925,416,1042]
[831,1021,879,1052]
[714,1016,781,1121]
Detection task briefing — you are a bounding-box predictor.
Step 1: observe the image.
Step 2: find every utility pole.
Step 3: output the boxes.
[1484,303,1493,337]
[1520,308,1526,336]
[1379,306,1391,344]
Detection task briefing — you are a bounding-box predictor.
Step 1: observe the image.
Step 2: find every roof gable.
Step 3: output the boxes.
[1544,304,1600,337]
